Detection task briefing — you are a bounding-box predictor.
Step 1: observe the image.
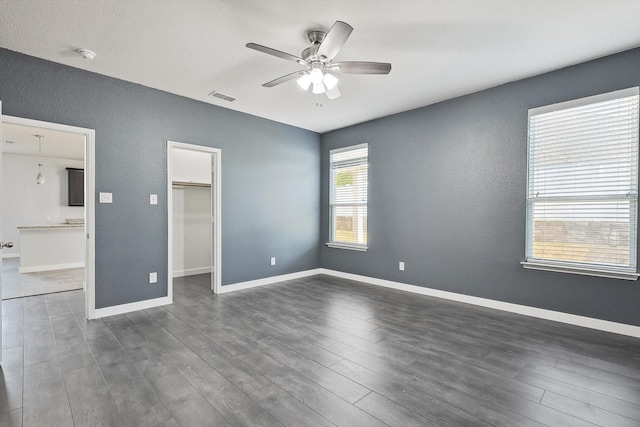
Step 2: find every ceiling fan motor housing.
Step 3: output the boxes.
[302,30,328,63]
[307,30,325,45]
[302,45,321,62]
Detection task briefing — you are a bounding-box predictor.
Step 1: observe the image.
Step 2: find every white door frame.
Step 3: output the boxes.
[1,114,96,319]
[167,141,221,296]
[0,101,3,359]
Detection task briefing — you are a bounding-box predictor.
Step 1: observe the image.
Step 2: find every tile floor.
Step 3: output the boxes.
[1,258,84,300]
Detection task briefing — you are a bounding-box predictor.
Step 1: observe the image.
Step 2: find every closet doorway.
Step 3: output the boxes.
[167,141,221,297]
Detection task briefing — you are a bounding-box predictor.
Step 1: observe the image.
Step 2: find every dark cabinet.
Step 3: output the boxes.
[66,168,84,206]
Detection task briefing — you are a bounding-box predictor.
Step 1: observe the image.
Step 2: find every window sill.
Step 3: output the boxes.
[326,243,368,252]
[521,261,639,281]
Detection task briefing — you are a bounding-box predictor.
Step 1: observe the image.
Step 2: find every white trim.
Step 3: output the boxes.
[167,144,174,302]
[19,262,84,273]
[329,142,369,155]
[172,267,212,278]
[0,100,3,360]
[326,243,368,251]
[2,253,20,259]
[212,147,221,294]
[167,141,222,298]
[1,115,96,319]
[93,296,171,319]
[521,261,640,281]
[529,86,639,116]
[219,269,322,294]
[319,269,640,338]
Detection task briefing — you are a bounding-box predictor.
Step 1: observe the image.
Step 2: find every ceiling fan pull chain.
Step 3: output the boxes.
[316,94,323,107]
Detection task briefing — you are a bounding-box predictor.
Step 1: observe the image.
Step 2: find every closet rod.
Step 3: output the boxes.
[172,181,211,188]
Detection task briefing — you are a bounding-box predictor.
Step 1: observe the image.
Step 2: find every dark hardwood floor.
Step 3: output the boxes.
[1,273,639,426]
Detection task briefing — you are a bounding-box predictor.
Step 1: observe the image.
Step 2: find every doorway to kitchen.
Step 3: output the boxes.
[1,115,95,317]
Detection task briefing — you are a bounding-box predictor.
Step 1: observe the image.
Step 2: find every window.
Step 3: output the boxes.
[328,144,368,250]
[524,87,640,280]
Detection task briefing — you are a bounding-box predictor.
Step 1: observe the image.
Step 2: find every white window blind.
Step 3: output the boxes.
[525,87,639,278]
[329,144,368,250]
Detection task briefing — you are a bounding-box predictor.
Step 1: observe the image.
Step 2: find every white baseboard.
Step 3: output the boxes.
[319,268,640,339]
[220,269,321,294]
[94,296,172,319]
[173,267,212,278]
[19,262,84,273]
[90,267,640,338]
[1,253,20,259]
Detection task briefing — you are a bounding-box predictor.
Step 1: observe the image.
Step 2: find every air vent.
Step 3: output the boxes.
[208,91,236,102]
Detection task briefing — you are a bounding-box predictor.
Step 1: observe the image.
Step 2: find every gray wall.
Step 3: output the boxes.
[0,48,320,309]
[3,45,639,327]
[320,48,640,327]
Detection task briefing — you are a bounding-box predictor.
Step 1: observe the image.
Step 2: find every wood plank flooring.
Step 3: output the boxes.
[1,273,640,426]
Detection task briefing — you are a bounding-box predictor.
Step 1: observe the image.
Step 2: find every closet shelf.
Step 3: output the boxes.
[172,181,211,188]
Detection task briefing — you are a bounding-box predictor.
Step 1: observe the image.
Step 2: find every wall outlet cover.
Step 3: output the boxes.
[270,257,276,266]
[149,272,157,283]
[399,261,405,271]
[150,194,158,205]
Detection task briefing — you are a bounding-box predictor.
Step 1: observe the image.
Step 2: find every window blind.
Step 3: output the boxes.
[329,144,368,248]
[526,88,639,273]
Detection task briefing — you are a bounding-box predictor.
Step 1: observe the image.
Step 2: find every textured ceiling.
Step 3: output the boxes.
[0,0,639,133]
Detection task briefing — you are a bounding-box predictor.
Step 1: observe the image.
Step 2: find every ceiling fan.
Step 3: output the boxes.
[246,21,391,103]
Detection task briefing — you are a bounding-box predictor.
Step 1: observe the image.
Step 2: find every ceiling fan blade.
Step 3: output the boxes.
[325,85,341,100]
[317,21,353,61]
[246,43,304,64]
[263,71,304,88]
[332,61,392,74]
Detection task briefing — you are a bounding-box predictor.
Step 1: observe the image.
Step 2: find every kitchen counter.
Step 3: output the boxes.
[17,224,84,230]
[18,225,85,273]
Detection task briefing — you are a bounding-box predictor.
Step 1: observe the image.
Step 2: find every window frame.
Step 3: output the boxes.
[327,143,369,251]
[522,87,640,280]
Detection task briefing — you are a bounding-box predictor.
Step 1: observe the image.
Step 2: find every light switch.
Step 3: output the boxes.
[150,194,158,205]
[99,192,112,203]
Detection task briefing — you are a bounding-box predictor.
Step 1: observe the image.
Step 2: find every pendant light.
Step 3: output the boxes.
[35,135,44,185]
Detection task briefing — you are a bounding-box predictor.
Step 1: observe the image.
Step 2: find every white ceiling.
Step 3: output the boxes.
[0,0,639,133]
[2,123,85,160]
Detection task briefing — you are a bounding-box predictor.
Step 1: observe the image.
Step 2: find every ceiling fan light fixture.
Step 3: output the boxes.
[312,82,325,95]
[323,73,338,90]
[309,68,324,85]
[246,20,390,104]
[297,73,311,91]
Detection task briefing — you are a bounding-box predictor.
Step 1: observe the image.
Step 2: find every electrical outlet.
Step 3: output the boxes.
[270,257,276,266]
[149,272,157,283]
[150,194,158,205]
[399,261,405,271]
